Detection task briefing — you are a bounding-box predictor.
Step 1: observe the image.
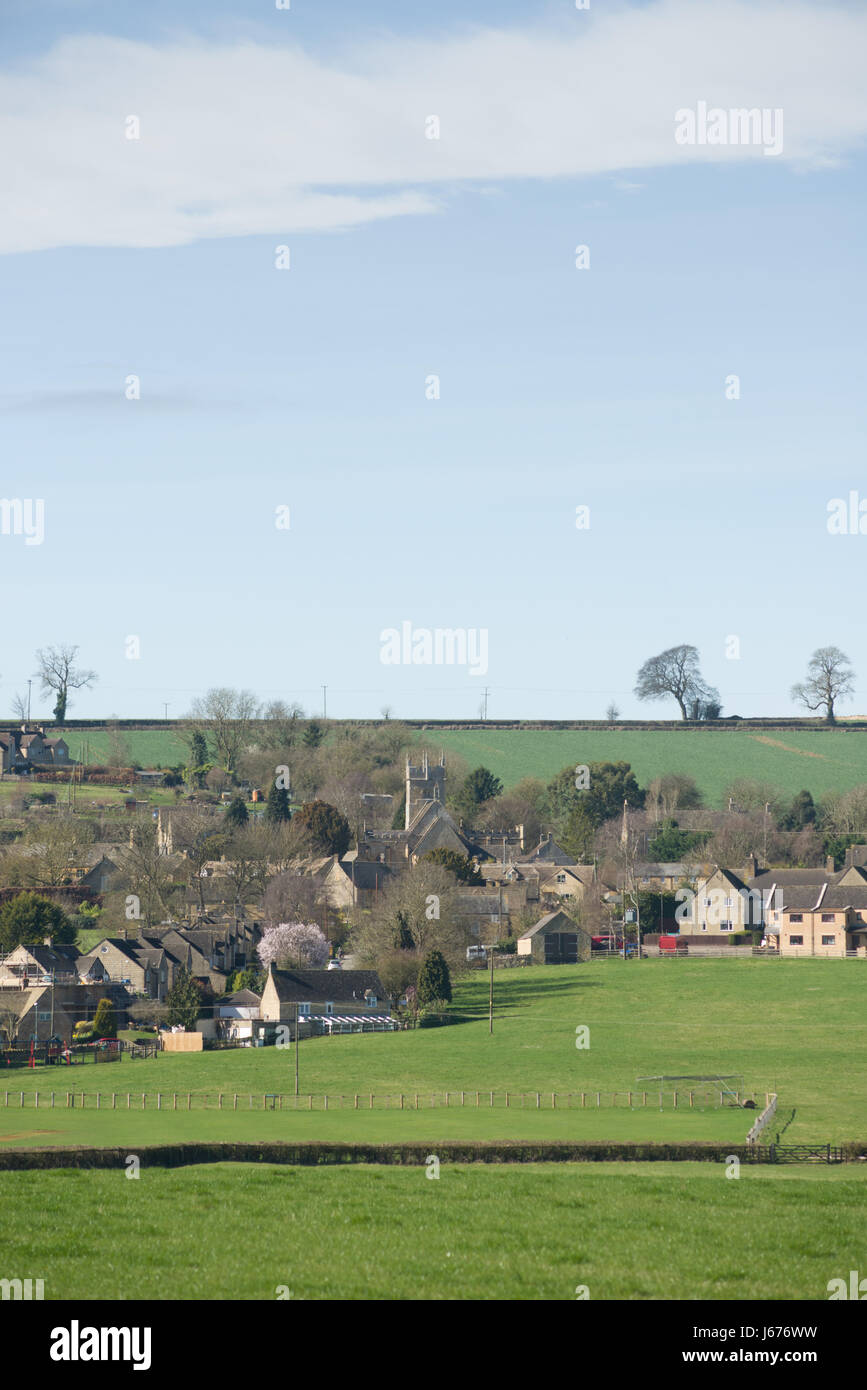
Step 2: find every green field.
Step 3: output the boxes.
[2,1162,864,1300]
[52,724,867,807]
[431,727,867,807]
[3,961,865,1147]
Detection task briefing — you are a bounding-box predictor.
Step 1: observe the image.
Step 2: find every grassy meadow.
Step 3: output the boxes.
[2,961,865,1147]
[2,1161,864,1300]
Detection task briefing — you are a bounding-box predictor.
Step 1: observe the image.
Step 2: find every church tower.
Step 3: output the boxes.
[405,751,446,829]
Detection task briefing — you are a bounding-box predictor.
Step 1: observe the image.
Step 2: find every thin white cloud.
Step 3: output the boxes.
[2,0,866,253]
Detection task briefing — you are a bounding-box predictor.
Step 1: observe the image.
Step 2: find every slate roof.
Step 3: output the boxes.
[518,909,587,939]
[267,967,386,1004]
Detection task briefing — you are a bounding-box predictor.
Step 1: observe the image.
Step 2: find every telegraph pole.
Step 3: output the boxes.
[488,945,494,1034]
[294,1002,300,1096]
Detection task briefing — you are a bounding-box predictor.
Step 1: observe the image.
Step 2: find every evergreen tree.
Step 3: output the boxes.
[166,968,202,1030]
[294,800,350,855]
[392,909,414,951]
[0,893,76,952]
[302,720,325,749]
[417,949,452,1006]
[92,998,117,1037]
[265,781,292,824]
[225,794,249,829]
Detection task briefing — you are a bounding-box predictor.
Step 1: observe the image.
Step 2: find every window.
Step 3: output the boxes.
[789,935,804,946]
[720,922,733,931]
[789,914,803,923]
[821,935,836,946]
[325,1002,334,1016]
[724,897,732,906]
[37,1011,50,1022]
[297,1003,310,1018]
[821,914,835,923]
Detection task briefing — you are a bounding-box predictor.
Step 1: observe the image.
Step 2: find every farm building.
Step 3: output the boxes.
[517,909,592,964]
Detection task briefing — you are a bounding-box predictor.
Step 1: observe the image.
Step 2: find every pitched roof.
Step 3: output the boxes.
[518,909,588,939]
[266,967,386,1004]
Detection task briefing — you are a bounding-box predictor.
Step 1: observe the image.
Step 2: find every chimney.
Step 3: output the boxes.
[745,853,758,880]
[825,854,836,875]
[43,936,52,948]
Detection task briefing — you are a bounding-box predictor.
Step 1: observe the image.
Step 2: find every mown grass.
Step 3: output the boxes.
[4,961,866,1144]
[1,1162,864,1300]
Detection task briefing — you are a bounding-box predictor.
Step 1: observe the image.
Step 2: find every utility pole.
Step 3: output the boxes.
[322,686,327,719]
[488,945,494,1034]
[164,703,170,720]
[482,687,489,720]
[294,1002,299,1096]
[26,679,31,723]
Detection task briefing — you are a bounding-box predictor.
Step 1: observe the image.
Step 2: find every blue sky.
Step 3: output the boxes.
[1,1,866,720]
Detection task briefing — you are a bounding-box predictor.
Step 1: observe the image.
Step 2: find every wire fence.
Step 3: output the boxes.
[0,1087,768,1113]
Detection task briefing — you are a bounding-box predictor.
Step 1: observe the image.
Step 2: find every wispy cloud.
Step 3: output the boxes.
[2,0,866,254]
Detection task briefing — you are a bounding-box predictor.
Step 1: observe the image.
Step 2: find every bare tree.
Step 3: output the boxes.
[188,688,260,772]
[10,692,27,721]
[0,1002,22,1048]
[35,644,97,722]
[634,645,719,721]
[791,647,855,725]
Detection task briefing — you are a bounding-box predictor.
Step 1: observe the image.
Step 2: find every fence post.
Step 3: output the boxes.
[127,1093,130,1109]
[34,1092,38,1109]
[142,1093,145,1109]
[476,1092,480,1107]
[19,1092,23,1108]
[51,1092,54,1109]
[369,1094,373,1109]
[581,1093,585,1108]
[551,1093,555,1109]
[506,1093,509,1108]
[173,1093,177,1111]
[112,1093,116,1110]
[627,1091,631,1107]
[689,1091,693,1108]
[354,1095,358,1109]
[324,1094,328,1111]
[308,1095,312,1110]
[673,1091,678,1109]
[96,1093,100,1110]
[400,1094,403,1109]
[536,1093,540,1109]
[461,1092,465,1106]
[596,1092,600,1107]
[490,1092,494,1107]
[233,1094,237,1111]
[157,1093,161,1110]
[218,1094,222,1110]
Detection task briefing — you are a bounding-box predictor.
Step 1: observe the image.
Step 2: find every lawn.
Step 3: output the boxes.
[1,1162,864,1300]
[3,960,866,1144]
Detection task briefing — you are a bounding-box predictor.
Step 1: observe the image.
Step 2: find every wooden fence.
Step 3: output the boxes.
[745,1092,778,1144]
[1,1087,767,1113]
